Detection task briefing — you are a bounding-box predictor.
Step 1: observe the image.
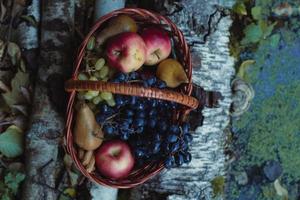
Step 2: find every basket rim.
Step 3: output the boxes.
[65,7,196,188]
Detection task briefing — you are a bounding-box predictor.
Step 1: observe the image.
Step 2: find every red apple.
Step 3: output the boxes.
[95,140,135,180]
[106,32,146,73]
[140,27,172,66]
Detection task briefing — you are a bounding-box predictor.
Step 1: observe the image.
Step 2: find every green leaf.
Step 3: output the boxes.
[2,69,30,107]
[63,188,76,197]
[0,125,23,158]
[211,176,225,197]
[58,194,71,200]
[1,190,12,200]
[259,20,277,39]
[241,23,263,45]
[233,2,247,15]
[269,34,281,48]
[20,15,37,27]
[251,6,262,20]
[86,36,95,51]
[237,60,256,80]
[4,172,25,195]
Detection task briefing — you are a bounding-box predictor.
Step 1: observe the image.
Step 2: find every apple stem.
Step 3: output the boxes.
[154,50,161,59]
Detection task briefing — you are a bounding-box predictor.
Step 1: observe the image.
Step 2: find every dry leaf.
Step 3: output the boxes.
[11,104,28,116]
[0,1,6,22]
[12,115,27,130]
[20,86,31,104]
[274,179,288,199]
[7,42,21,65]
[63,154,73,170]
[19,59,26,72]
[0,80,10,92]
[0,39,5,59]
[63,188,76,198]
[2,68,30,107]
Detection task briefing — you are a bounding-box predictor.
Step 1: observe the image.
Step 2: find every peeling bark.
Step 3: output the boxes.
[130,1,235,199]
[21,1,75,200]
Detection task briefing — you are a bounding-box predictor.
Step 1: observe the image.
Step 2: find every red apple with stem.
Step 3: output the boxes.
[95,140,135,180]
[140,27,172,66]
[106,32,146,73]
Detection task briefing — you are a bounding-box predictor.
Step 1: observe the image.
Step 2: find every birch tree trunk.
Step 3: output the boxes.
[130,0,235,199]
[21,1,75,199]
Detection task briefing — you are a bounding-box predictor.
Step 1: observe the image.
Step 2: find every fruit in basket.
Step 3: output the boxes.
[74,103,104,150]
[106,32,146,73]
[140,27,171,66]
[156,58,189,88]
[95,140,135,179]
[78,148,96,173]
[96,15,138,46]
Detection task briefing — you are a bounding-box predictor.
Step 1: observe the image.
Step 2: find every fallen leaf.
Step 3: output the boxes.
[0,80,10,92]
[269,34,281,48]
[68,170,79,187]
[19,59,26,72]
[0,1,6,22]
[7,42,21,66]
[63,154,73,170]
[251,6,262,20]
[233,2,247,15]
[11,104,28,116]
[259,20,277,39]
[12,115,27,130]
[58,194,71,200]
[20,15,37,27]
[20,86,31,104]
[241,23,263,45]
[0,125,23,158]
[63,188,76,198]
[0,96,10,114]
[0,39,5,59]
[2,68,30,107]
[237,60,256,80]
[4,172,25,195]
[274,179,288,200]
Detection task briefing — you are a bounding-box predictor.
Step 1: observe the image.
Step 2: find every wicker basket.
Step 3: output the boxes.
[64,8,199,188]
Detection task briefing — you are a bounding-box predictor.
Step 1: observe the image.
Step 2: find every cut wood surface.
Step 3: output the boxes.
[130,1,235,199]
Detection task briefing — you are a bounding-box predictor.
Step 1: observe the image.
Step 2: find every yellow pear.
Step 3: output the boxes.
[96,15,138,46]
[74,102,103,150]
[156,59,189,88]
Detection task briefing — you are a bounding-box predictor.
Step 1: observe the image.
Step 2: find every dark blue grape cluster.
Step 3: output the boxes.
[96,72,193,169]
[111,72,167,88]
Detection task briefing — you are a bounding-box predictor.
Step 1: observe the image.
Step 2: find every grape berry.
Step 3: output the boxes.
[94,72,193,169]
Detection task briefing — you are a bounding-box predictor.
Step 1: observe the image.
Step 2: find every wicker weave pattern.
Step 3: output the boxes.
[65,8,199,188]
[65,80,199,109]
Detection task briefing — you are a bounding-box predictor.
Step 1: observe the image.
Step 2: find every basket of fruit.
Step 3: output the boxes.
[64,8,199,188]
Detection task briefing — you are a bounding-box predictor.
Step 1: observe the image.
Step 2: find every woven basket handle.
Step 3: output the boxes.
[65,79,199,109]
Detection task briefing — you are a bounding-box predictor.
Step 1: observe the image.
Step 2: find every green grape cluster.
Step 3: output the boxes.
[76,57,116,108]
